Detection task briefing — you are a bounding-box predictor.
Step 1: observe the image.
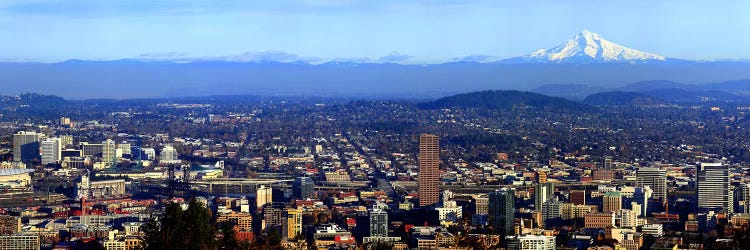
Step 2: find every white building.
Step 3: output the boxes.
[436,200,463,225]
[506,235,556,250]
[142,148,156,160]
[41,138,61,165]
[641,224,663,237]
[256,185,273,209]
[102,139,117,166]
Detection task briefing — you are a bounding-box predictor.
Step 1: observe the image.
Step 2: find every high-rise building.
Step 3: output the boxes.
[541,200,562,228]
[286,208,303,239]
[262,203,285,230]
[570,190,586,205]
[736,183,750,213]
[636,167,667,202]
[418,134,439,207]
[369,208,388,237]
[603,192,622,213]
[534,183,555,210]
[488,189,515,236]
[102,139,116,167]
[293,177,315,200]
[256,185,273,209]
[604,157,613,170]
[40,138,61,165]
[697,163,731,213]
[617,209,639,228]
[13,131,41,163]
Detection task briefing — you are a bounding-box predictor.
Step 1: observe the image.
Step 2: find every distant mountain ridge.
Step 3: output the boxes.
[418,90,595,113]
[531,79,750,103]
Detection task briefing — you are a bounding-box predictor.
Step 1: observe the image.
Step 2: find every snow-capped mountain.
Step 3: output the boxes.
[506,30,666,63]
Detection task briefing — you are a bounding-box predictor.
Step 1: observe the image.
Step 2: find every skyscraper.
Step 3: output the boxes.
[256,185,273,209]
[41,138,61,165]
[286,207,303,239]
[603,192,622,213]
[488,189,515,236]
[418,134,439,207]
[13,131,41,163]
[102,139,116,167]
[534,182,555,210]
[541,200,562,228]
[697,163,731,213]
[636,167,667,202]
[369,208,388,237]
[293,177,315,200]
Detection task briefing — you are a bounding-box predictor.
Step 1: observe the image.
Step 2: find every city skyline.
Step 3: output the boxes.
[0,1,748,63]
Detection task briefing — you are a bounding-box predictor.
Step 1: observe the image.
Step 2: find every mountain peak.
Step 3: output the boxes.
[518,30,666,63]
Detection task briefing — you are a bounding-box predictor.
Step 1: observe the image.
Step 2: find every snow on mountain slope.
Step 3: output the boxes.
[517,30,666,63]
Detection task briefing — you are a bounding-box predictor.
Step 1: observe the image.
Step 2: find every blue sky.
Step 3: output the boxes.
[0,0,747,63]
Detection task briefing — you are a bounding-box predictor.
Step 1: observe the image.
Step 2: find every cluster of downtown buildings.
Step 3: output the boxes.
[0,113,748,250]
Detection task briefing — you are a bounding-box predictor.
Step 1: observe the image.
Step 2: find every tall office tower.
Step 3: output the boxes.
[286,208,303,239]
[570,190,586,205]
[293,177,315,200]
[541,200,562,228]
[369,208,388,237]
[604,157,613,170]
[697,163,731,213]
[636,167,667,202]
[534,183,555,210]
[102,139,117,166]
[736,183,750,213]
[603,192,622,213]
[418,134,440,207]
[488,189,515,236]
[256,185,273,209]
[13,131,41,163]
[41,138,62,165]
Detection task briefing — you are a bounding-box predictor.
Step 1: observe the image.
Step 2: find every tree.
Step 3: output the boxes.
[218,222,239,249]
[141,199,217,250]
